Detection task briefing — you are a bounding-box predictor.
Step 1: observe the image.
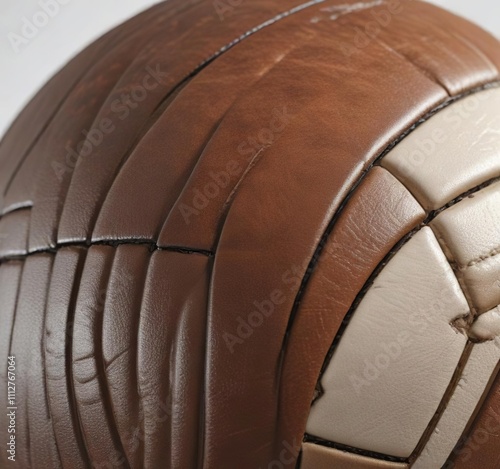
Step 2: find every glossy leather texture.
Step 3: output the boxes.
[0,1,499,468]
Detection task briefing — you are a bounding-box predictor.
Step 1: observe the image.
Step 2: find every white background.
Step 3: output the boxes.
[0,0,498,139]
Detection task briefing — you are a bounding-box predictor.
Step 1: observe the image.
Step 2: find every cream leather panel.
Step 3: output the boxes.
[412,340,500,469]
[462,261,500,316]
[469,305,500,341]
[381,87,500,211]
[306,228,469,458]
[300,443,409,469]
[431,181,500,313]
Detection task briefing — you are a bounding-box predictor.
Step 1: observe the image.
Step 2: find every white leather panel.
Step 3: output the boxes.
[306,228,469,458]
[469,305,500,341]
[300,443,409,469]
[412,340,500,469]
[381,87,500,211]
[431,181,500,313]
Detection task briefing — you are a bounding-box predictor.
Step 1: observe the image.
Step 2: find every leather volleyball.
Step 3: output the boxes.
[0,1,499,468]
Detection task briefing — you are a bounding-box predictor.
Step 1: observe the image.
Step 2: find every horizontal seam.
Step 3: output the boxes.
[303,434,407,464]
[0,239,213,263]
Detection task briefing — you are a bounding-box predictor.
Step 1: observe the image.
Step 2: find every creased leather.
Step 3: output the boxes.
[0,1,499,468]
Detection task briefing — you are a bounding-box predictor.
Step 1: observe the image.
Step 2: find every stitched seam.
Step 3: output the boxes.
[302,435,408,464]
[467,246,500,267]
[409,342,475,466]
[432,232,479,318]
[0,239,213,264]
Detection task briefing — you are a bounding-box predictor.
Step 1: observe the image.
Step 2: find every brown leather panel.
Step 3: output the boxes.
[45,247,89,469]
[0,261,23,468]
[137,250,210,468]
[279,167,426,455]
[25,256,61,469]
[418,3,500,74]
[446,369,500,469]
[9,254,54,468]
[102,245,151,468]
[71,246,120,467]
[0,208,30,257]
[347,1,499,95]
[301,443,409,469]
[24,7,181,252]
[56,0,335,245]
[92,17,316,243]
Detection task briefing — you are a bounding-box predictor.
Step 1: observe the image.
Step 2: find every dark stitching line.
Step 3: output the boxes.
[92,0,379,245]
[433,232,479,319]
[421,176,500,225]
[84,79,190,242]
[7,260,25,359]
[303,434,408,464]
[444,360,500,468]
[5,1,200,226]
[0,239,214,263]
[409,342,475,465]
[425,175,500,321]
[313,229,416,403]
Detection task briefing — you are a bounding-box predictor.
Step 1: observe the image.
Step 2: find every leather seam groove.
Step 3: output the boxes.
[302,434,408,464]
[0,240,214,263]
[467,246,500,267]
